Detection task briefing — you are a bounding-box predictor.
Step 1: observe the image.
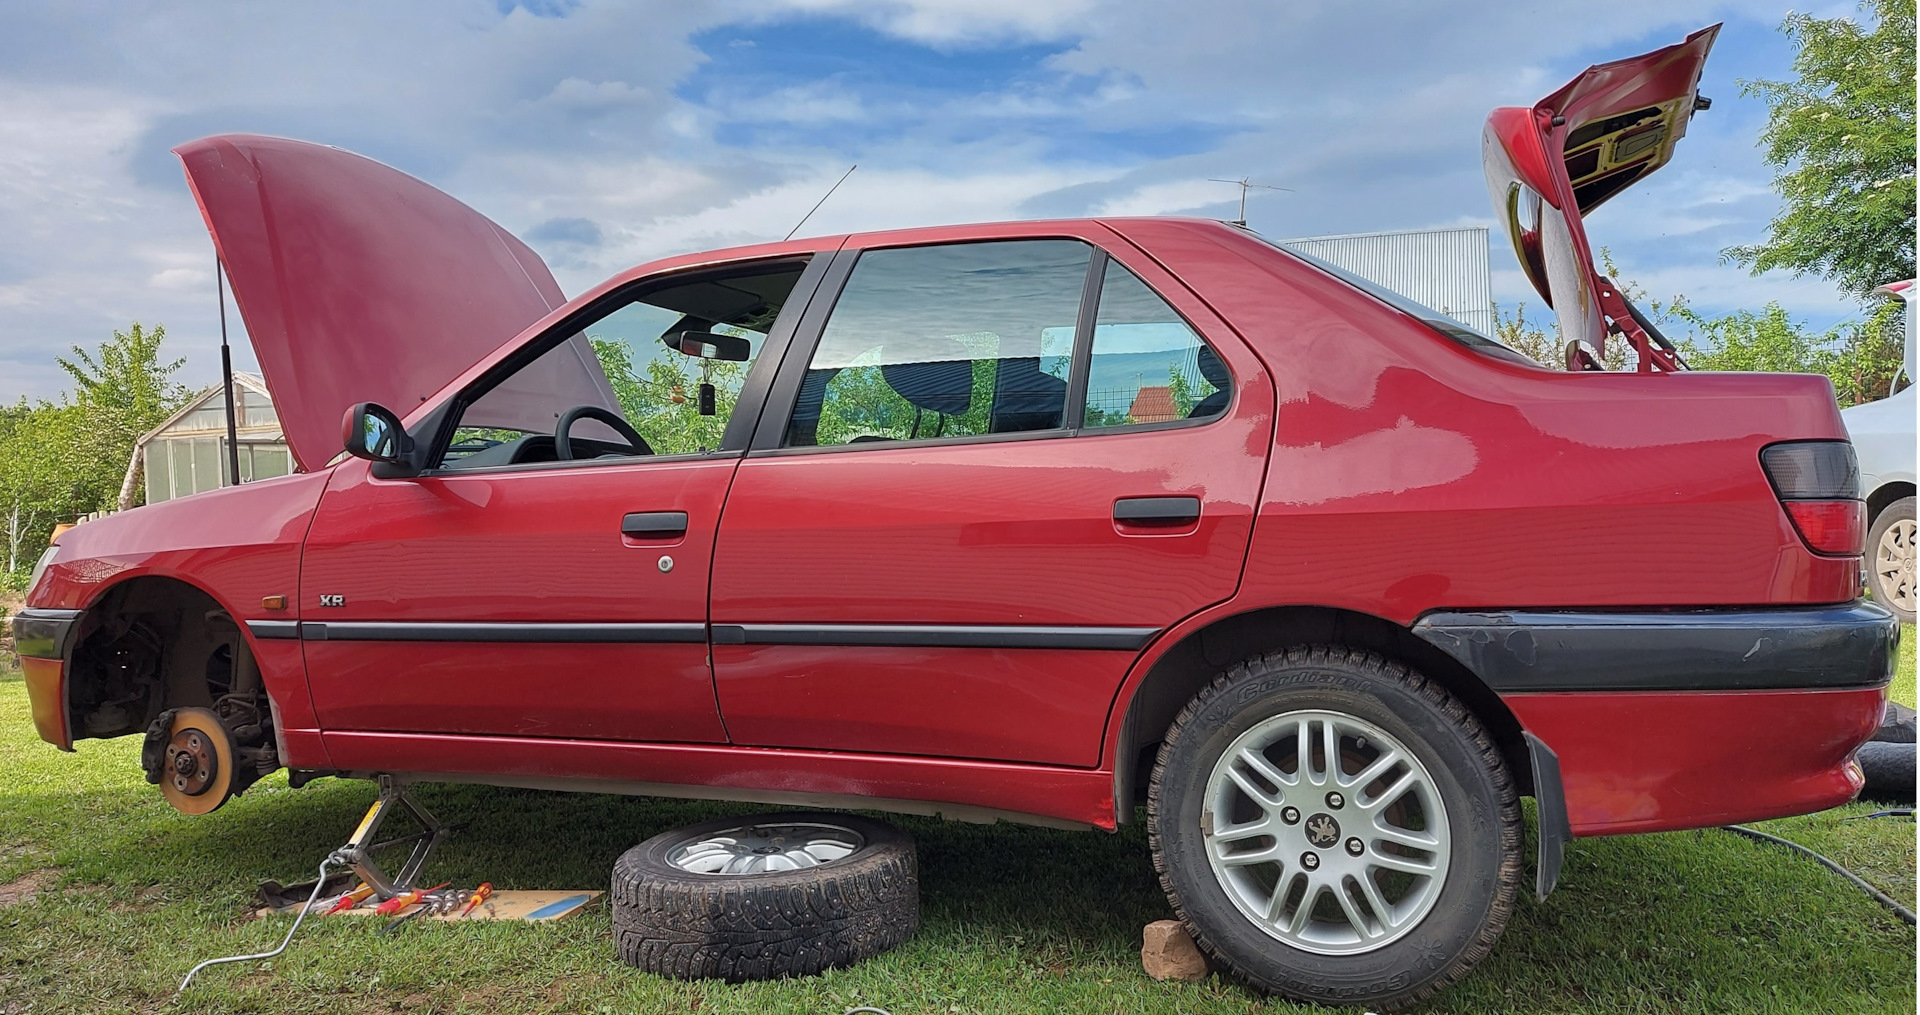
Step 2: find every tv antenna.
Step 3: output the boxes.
[785,164,857,241]
[1208,177,1292,226]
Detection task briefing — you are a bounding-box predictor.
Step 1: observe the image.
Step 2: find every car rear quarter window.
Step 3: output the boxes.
[1083,263,1231,427]
[786,240,1092,448]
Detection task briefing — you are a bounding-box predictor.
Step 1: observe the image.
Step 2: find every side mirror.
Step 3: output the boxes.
[342,402,413,465]
[669,331,752,363]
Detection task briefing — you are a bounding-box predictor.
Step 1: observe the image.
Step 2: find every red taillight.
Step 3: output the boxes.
[1761,441,1864,557]
[1782,499,1866,556]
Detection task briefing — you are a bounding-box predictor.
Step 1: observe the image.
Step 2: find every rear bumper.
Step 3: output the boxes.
[1414,602,1898,836]
[10,608,81,751]
[1412,601,1899,692]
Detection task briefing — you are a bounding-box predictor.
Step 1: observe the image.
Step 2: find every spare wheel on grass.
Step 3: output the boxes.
[612,812,919,980]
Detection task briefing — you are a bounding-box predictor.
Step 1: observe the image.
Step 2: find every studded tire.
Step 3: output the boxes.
[611,812,919,981]
[1148,645,1522,1010]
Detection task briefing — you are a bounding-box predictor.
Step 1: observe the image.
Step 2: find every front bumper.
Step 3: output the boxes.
[1414,602,1898,836]
[10,608,82,751]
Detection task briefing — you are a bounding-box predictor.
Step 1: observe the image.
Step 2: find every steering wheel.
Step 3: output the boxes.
[554,405,652,460]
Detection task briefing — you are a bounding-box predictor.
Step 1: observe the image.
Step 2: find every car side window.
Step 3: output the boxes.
[785,240,1091,448]
[1083,263,1231,427]
[440,262,806,469]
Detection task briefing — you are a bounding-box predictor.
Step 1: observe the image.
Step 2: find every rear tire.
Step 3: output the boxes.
[1148,645,1521,1010]
[1868,496,1915,624]
[611,812,918,981]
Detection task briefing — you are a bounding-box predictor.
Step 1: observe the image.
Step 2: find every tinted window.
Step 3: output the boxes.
[1083,264,1230,426]
[786,240,1090,447]
[443,263,805,467]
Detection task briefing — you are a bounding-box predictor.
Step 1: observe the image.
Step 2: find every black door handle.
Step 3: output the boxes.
[622,511,688,539]
[1113,496,1201,526]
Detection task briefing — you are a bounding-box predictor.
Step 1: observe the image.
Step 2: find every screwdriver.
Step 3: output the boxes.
[375,882,450,917]
[324,883,376,915]
[457,882,494,919]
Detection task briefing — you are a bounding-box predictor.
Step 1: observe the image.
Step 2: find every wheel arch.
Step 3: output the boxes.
[1109,604,1532,822]
[1868,481,1915,522]
[64,573,257,743]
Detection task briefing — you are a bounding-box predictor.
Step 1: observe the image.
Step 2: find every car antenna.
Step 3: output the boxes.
[1207,177,1292,227]
[784,164,857,241]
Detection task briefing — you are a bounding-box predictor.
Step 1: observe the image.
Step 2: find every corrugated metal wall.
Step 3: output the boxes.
[1282,226,1494,336]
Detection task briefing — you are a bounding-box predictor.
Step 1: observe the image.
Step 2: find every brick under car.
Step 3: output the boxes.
[11,24,1898,1009]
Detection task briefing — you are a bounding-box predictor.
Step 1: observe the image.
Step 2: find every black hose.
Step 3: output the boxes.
[1721,824,1916,926]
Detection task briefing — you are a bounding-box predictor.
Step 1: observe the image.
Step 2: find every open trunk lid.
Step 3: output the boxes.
[1481,26,1720,366]
[174,134,614,471]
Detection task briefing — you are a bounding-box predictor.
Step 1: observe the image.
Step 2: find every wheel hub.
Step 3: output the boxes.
[1201,709,1451,956]
[1304,813,1341,848]
[165,729,218,797]
[666,822,863,875]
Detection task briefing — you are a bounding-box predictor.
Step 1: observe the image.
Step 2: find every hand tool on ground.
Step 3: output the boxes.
[375,881,450,917]
[178,779,456,994]
[324,883,376,915]
[457,882,493,918]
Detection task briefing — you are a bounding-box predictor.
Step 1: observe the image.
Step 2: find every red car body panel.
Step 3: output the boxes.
[31,473,334,762]
[14,31,1895,846]
[321,730,1116,829]
[1106,218,1861,618]
[1482,25,1719,354]
[174,135,573,470]
[298,456,733,744]
[1506,687,1879,835]
[708,221,1274,767]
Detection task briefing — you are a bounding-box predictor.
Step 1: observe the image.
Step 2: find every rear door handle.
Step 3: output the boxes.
[1113,496,1201,526]
[622,511,688,539]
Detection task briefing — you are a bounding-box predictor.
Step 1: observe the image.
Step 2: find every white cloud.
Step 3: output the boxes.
[1092,178,1234,217]
[763,0,1097,44]
[0,0,1858,403]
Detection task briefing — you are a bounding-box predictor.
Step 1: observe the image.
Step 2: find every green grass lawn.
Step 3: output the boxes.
[0,637,1913,1014]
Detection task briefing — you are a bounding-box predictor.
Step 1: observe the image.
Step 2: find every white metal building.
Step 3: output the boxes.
[129,373,291,506]
[1282,226,1494,336]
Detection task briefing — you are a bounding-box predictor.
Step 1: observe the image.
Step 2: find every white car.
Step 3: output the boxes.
[1842,279,1915,624]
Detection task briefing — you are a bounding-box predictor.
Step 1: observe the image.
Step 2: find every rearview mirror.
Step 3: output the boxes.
[668,331,752,362]
[342,402,413,464]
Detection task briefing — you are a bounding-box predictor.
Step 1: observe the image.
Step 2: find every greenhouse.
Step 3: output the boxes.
[132,373,291,506]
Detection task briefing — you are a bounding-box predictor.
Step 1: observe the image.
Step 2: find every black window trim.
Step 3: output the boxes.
[749,236,1240,457]
[409,251,836,476]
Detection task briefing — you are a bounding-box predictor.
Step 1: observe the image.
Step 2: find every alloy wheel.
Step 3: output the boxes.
[1875,518,1915,614]
[1202,709,1450,955]
[665,821,864,875]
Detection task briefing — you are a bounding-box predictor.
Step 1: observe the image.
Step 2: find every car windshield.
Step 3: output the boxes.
[1251,232,1535,366]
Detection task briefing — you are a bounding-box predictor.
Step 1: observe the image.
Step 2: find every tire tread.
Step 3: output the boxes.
[610,813,920,981]
[1146,644,1523,1010]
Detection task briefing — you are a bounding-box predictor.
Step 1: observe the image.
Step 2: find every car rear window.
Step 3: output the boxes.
[1255,234,1536,366]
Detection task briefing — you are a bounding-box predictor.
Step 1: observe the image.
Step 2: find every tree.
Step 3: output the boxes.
[0,323,190,577]
[1725,0,1917,297]
[56,322,191,513]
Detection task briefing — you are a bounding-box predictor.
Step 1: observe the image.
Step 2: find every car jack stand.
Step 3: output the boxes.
[179,775,456,993]
[339,774,454,900]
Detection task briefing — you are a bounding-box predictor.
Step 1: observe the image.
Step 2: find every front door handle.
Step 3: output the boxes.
[622,511,688,539]
[1113,496,1201,526]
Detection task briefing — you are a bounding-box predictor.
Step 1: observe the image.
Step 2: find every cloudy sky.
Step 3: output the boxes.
[0,0,1877,401]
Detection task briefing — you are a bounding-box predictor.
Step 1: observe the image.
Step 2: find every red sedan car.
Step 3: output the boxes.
[11,26,1897,1007]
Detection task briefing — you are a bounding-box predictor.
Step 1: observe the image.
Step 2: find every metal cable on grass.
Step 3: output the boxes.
[1721,825,1916,926]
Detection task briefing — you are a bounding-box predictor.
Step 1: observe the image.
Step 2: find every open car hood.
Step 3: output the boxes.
[175,135,616,471]
[1482,25,1719,359]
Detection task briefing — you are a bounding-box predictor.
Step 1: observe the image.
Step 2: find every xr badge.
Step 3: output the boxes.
[318,594,345,607]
